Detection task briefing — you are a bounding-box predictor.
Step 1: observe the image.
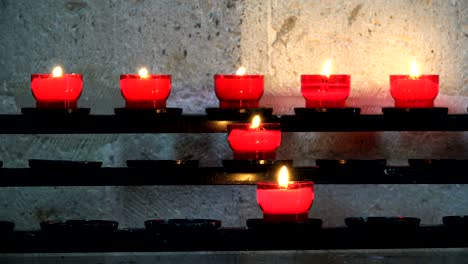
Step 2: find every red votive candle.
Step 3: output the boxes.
[227,115,281,160]
[120,68,171,109]
[390,61,439,108]
[301,60,350,108]
[257,166,314,222]
[31,66,83,109]
[214,67,264,108]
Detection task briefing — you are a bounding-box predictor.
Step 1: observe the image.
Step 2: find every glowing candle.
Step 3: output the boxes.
[257,166,314,222]
[214,66,264,108]
[390,60,439,108]
[301,59,351,108]
[31,66,83,109]
[120,67,171,109]
[227,115,281,160]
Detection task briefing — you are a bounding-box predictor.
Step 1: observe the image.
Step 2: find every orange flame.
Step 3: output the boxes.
[278,166,289,188]
[138,67,149,79]
[52,66,63,77]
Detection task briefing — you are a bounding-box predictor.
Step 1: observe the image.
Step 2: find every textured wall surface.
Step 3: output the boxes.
[0,0,467,230]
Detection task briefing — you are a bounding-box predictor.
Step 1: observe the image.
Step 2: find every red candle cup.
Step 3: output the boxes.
[390,75,439,108]
[227,117,281,160]
[214,69,264,108]
[120,72,171,109]
[31,67,83,109]
[257,167,314,223]
[301,74,351,108]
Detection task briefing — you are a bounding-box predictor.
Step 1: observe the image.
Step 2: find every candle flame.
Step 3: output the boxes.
[235,66,247,76]
[321,59,332,78]
[409,60,420,79]
[278,166,289,188]
[250,115,261,129]
[138,67,149,79]
[52,66,63,77]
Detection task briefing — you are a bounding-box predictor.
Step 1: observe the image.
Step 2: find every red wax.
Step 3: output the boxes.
[301,75,351,108]
[227,123,281,160]
[31,74,83,109]
[120,74,171,109]
[214,74,264,108]
[390,75,439,108]
[257,181,314,222]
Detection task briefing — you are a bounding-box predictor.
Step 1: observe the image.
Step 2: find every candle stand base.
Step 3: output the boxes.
[144,219,222,247]
[294,107,360,118]
[219,100,259,108]
[126,160,199,169]
[28,159,102,169]
[382,107,448,120]
[262,213,309,223]
[408,159,468,169]
[316,159,386,171]
[145,219,222,233]
[0,221,14,233]
[36,101,78,110]
[394,99,434,108]
[125,101,166,109]
[114,108,182,118]
[21,107,90,116]
[305,99,346,108]
[345,217,420,230]
[222,159,292,170]
[205,108,273,121]
[233,151,276,160]
[442,216,468,229]
[246,218,322,232]
[40,220,119,233]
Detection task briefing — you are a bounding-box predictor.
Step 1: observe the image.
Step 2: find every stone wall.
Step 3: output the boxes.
[0,0,467,229]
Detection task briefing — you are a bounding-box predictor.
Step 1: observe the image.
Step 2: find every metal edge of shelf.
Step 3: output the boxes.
[0,166,467,186]
[0,114,467,133]
[0,226,467,253]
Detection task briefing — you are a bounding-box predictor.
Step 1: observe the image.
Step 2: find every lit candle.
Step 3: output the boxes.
[214,66,264,108]
[390,60,439,108]
[120,67,171,109]
[227,115,281,160]
[31,66,83,109]
[257,166,314,222]
[301,59,351,108]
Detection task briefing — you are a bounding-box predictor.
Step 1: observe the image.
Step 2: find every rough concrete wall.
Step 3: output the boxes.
[0,0,467,229]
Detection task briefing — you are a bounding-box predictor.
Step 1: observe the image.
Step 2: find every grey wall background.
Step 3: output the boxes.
[0,0,467,229]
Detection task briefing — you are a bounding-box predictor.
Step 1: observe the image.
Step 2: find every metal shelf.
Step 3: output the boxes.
[1,226,466,253]
[0,114,467,134]
[0,166,467,186]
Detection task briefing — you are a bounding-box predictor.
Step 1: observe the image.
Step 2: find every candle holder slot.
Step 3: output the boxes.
[0,221,14,233]
[28,159,102,169]
[126,160,199,169]
[114,108,182,118]
[345,217,420,230]
[40,220,119,233]
[222,160,292,171]
[205,108,273,121]
[442,216,468,229]
[145,219,221,232]
[246,218,322,233]
[21,107,90,116]
[145,219,222,248]
[294,107,360,118]
[316,159,386,172]
[382,107,448,120]
[408,159,468,168]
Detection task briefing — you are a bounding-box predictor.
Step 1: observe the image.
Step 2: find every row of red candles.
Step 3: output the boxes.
[31,60,439,110]
[30,60,437,223]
